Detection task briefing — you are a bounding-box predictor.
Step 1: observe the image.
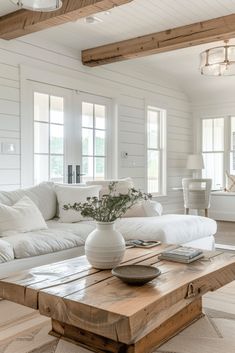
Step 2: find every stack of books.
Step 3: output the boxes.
[159,246,204,263]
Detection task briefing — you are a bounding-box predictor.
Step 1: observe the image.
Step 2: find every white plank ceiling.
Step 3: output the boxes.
[1,0,235,99]
[1,0,235,52]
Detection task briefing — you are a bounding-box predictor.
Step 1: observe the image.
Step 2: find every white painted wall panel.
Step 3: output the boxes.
[0,155,20,169]
[0,39,192,213]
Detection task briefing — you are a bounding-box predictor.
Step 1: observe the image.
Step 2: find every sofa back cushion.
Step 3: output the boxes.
[0,196,48,235]
[0,182,57,221]
[86,178,134,197]
[55,184,101,223]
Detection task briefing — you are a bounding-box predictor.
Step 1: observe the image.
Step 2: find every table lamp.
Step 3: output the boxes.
[186,154,205,178]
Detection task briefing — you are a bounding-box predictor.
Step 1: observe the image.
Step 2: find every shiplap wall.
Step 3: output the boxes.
[0,39,192,213]
[0,61,20,190]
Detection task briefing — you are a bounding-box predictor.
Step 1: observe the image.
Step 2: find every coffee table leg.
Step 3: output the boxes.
[50,298,203,353]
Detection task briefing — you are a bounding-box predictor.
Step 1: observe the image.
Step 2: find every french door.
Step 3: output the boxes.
[21,82,112,186]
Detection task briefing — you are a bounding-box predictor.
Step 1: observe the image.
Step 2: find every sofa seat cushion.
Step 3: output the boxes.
[47,219,96,241]
[3,229,85,259]
[0,239,14,262]
[115,215,217,244]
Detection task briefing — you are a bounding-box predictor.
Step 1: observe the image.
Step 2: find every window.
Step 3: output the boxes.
[34,92,64,184]
[202,117,224,189]
[81,102,107,182]
[146,106,166,195]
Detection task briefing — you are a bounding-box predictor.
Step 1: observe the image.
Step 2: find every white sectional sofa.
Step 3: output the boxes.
[0,182,217,276]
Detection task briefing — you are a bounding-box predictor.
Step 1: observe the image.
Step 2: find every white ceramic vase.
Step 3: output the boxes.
[85,222,126,269]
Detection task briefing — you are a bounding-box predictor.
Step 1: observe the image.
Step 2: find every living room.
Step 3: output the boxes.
[0,1,235,352]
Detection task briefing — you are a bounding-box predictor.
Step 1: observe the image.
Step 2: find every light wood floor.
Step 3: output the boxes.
[215,221,235,246]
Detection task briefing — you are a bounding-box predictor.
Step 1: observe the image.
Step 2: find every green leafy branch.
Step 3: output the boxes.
[64,182,152,222]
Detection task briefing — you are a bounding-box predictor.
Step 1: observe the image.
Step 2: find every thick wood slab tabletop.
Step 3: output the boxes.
[0,244,235,344]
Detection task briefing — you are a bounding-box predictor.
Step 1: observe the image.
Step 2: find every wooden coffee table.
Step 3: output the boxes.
[0,244,235,353]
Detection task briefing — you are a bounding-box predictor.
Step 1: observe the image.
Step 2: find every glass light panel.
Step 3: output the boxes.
[213,118,224,151]
[34,92,49,122]
[82,102,93,128]
[11,0,62,11]
[50,96,64,124]
[208,47,225,64]
[50,124,64,154]
[203,152,223,189]
[50,155,64,182]
[95,104,106,129]
[227,46,235,61]
[95,158,105,180]
[202,119,213,151]
[82,157,93,182]
[148,110,159,149]
[82,128,93,155]
[147,150,159,193]
[201,63,227,76]
[34,154,48,184]
[95,130,105,156]
[34,122,49,154]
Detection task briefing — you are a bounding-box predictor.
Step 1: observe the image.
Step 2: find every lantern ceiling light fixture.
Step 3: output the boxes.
[10,0,63,12]
[200,40,235,76]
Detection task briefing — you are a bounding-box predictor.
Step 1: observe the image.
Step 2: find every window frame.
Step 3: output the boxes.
[21,79,114,187]
[146,105,167,196]
[33,92,65,184]
[77,93,113,183]
[201,116,231,189]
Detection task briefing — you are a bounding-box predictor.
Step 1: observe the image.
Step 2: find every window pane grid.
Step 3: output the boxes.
[34,92,64,184]
[82,102,107,182]
[147,107,165,195]
[202,117,224,189]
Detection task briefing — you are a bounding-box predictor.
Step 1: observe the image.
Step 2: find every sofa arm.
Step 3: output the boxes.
[122,200,163,218]
[143,200,163,217]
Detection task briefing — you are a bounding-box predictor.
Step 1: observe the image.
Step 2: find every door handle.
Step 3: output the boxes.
[76,165,85,184]
[67,165,73,184]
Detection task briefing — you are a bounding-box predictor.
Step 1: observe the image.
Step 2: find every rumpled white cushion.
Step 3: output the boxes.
[0,239,14,262]
[0,182,56,221]
[4,229,84,258]
[86,178,134,197]
[0,196,47,235]
[55,185,101,223]
[116,214,217,244]
[47,219,96,241]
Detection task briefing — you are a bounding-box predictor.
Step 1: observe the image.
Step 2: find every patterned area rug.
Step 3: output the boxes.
[0,281,235,353]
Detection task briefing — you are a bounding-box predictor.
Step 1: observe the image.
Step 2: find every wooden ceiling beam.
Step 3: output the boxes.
[82,13,235,66]
[0,0,133,40]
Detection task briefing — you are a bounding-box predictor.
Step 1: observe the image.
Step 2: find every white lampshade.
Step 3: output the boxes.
[186,154,204,170]
[11,0,62,12]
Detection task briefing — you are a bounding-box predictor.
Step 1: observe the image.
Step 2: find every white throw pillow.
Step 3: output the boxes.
[86,178,134,197]
[55,185,101,223]
[0,196,48,235]
[0,182,56,221]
